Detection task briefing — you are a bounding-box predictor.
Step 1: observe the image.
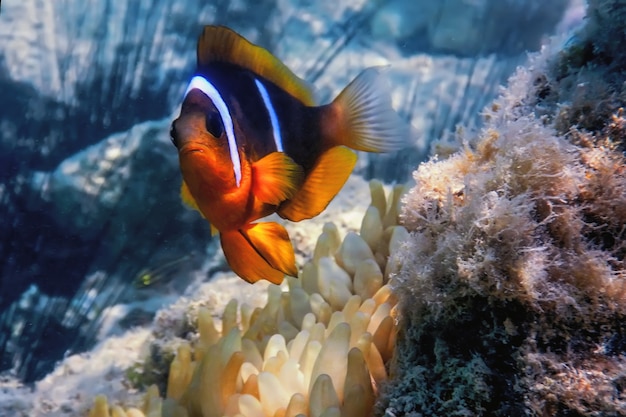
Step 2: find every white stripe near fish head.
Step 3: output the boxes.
[254,78,283,153]
[184,75,242,187]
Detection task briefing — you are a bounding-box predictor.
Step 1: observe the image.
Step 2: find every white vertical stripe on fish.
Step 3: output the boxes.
[254,78,284,153]
[184,75,242,187]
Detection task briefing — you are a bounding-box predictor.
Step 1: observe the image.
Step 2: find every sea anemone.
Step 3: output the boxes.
[88,181,408,417]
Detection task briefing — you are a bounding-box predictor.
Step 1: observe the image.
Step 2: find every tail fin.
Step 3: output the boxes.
[220,222,297,284]
[325,67,410,153]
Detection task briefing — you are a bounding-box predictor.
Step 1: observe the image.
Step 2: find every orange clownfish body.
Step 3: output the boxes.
[171,26,408,284]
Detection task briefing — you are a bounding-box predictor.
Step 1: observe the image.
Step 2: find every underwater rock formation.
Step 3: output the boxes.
[381,1,626,415]
[0,117,210,381]
[535,0,626,140]
[369,0,570,56]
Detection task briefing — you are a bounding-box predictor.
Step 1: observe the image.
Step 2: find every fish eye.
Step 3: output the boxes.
[169,122,178,148]
[205,111,224,138]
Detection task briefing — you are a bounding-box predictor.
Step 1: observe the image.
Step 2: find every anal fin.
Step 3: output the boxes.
[278,146,357,222]
[220,222,297,284]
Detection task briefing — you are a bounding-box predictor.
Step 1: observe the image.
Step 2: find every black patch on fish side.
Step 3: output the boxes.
[197,62,327,172]
[260,79,325,172]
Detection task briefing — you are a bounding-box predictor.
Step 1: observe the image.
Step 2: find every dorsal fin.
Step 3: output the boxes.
[197,26,315,106]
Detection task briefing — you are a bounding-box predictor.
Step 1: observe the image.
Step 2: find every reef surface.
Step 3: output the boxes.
[382,0,626,415]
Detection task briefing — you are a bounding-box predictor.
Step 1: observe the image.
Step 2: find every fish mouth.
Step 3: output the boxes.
[179,144,206,156]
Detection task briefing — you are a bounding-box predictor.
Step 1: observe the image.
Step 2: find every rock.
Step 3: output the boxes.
[370,0,438,42]
[0,117,211,382]
[382,1,626,414]
[369,0,569,56]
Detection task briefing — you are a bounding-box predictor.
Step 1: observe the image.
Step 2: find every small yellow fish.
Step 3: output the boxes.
[133,253,196,288]
[170,25,408,284]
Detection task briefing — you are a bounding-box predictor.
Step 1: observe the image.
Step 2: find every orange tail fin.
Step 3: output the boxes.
[324,67,409,152]
[220,222,297,284]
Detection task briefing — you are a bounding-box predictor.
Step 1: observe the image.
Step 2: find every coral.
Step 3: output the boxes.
[379,2,626,413]
[88,181,409,417]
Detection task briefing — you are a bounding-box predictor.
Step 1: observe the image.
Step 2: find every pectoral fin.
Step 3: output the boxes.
[181,181,200,211]
[220,222,297,284]
[252,152,304,205]
[181,181,218,236]
[278,146,357,222]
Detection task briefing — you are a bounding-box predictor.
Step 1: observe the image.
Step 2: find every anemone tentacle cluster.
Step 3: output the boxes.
[89,180,408,417]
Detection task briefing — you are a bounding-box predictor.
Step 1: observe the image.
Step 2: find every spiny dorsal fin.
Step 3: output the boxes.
[197,26,315,106]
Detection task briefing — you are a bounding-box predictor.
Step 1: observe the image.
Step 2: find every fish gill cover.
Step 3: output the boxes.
[0,0,573,409]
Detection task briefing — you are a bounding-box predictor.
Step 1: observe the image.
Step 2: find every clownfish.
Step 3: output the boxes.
[171,25,409,284]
